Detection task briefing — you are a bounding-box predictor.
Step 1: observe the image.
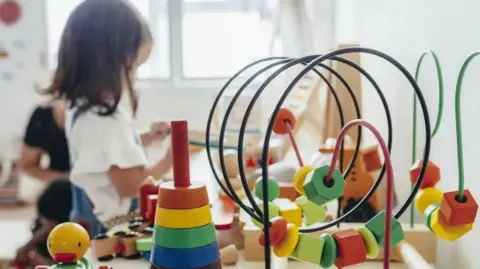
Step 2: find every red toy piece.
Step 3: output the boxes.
[272,108,296,135]
[410,160,440,189]
[138,178,159,220]
[171,120,190,187]
[258,216,288,247]
[439,189,478,226]
[332,228,367,268]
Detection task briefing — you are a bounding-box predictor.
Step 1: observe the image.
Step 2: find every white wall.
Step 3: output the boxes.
[353,1,480,268]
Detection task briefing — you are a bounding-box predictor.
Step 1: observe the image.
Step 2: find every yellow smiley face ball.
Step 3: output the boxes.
[47,222,91,263]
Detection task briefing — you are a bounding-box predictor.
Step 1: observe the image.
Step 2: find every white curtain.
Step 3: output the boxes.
[274,0,336,56]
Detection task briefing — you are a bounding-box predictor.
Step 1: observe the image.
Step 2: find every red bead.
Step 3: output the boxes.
[272,108,296,135]
[439,190,478,226]
[410,160,440,189]
[332,228,367,268]
[258,216,288,247]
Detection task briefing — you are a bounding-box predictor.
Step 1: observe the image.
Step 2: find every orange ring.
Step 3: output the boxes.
[273,108,296,135]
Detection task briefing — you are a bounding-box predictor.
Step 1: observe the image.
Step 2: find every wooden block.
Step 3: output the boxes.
[220,244,238,265]
[136,237,153,252]
[410,160,440,188]
[243,223,437,263]
[333,228,367,268]
[439,189,478,226]
[157,181,209,209]
[303,165,345,205]
[365,211,404,247]
[362,145,382,172]
[274,198,302,226]
[273,223,300,257]
[151,241,220,268]
[154,204,212,228]
[279,183,300,201]
[146,194,158,223]
[290,233,324,264]
[154,223,217,249]
[91,233,119,261]
[120,232,142,259]
[295,196,326,226]
[139,179,160,220]
[430,207,472,241]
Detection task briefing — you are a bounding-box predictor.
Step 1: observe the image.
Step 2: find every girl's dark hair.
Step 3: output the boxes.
[45,0,152,116]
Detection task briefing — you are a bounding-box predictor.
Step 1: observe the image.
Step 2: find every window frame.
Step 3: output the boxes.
[44,0,281,90]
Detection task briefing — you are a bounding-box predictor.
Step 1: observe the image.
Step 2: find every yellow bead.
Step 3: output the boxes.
[415,187,443,214]
[293,165,315,195]
[430,207,473,241]
[273,223,300,257]
[274,198,303,227]
[356,226,379,259]
[154,205,212,228]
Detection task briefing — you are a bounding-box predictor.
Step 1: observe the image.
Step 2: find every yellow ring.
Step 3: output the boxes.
[154,205,212,228]
[356,226,380,259]
[273,223,300,257]
[293,165,315,195]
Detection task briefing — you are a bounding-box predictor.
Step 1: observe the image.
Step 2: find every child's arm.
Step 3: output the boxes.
[108,146,173,197]
[140,121,171,147]
[20,145,69,182]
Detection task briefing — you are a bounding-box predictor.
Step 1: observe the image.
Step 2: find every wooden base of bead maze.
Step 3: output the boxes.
[243,223,436,264]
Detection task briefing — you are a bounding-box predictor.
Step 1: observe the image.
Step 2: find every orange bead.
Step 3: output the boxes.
[410,160,440,189]
[332,228,367,268]
[272,108,296,135]
[258,216,288,247]
[439,190,478,226]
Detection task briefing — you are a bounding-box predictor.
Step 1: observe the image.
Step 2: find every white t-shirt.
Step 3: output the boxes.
[65,106,147,222]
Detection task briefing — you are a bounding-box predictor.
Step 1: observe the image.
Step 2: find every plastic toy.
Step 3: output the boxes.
[34,222,112,269]
[204,47,477,269]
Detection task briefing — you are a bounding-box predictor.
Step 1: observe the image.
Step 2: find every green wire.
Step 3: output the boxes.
[454,51,480,200]
[410,50,444,228]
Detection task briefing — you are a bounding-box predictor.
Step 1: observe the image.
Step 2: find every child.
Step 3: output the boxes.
[44,0,173,228]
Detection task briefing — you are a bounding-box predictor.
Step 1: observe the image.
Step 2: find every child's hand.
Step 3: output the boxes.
[150,121,171,141]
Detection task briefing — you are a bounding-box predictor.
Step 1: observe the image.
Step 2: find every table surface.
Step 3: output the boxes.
[0,150,412,268]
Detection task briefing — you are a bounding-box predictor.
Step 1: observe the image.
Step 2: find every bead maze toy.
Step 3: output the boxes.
[204,47,478,268]
[33,222,112,269]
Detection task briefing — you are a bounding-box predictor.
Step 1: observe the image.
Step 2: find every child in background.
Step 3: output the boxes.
[44,0,173,226]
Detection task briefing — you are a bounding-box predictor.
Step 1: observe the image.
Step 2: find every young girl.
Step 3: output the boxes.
[45,0,173,227]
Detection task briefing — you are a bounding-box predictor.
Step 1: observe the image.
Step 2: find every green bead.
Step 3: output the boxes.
[255,176,280,201]
[295,196,326,226]
[135,237,152,252]
[303,165,345,205]
[291,233,324,264]
[424,203,439,231]
[252,201,280,228]
[364,211,404,247]
[319,233,337,268]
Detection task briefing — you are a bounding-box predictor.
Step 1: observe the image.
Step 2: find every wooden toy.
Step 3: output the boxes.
[91,233,119,261]
[303,164,345,206]
[365,211,404,247]
[150,120,221,269]
[415,187,443,214]
[278,183,299,201]
[138,177,159,221]
[273,198,302,227]
[219,244,238,265]
[429,207,472,241]
[319,233,337,268]
[439,189,478,226]
[258,216,288,247]
[410,160,440,189]
[252,202,280,228]
[292,165,315,195]
[254,177,280,201]
[272,223,299,257]
[290,233,324,264]
[34,222,112,269]
[356,226,380,259]
[332,228,367,268]
[295,196,327,226]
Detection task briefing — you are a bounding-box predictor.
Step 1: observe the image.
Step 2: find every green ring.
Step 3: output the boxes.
[154,222,216,249]
[319,233,337,268]
[424,203,439,231]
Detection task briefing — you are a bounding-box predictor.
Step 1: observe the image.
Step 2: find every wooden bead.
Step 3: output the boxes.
[154,204,212,229]
[254,176,280,201]
[364,211,404,247]
[303,165,345,206]
[295,196,326,226]
[274,198,303,226]
[439,190,478,226]
[273,223,300,257]
[157,181,209,209]
[258,216,288,247]
[293,165,315,195]
[153,223,216,249]
[319,233,337,268]
[356,226,379,259]
[279,183,300,201]
[415,187,443,214]
[291,233,324,264]
[430,207,473,241]
[410,160,440,189]
[272,108,296,135]
[252,202,280,228]
[424,204,439,231]
[333,228,367,268]
[151,241,220,268]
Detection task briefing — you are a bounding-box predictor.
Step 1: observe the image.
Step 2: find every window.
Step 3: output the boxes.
[44,0,281,86]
